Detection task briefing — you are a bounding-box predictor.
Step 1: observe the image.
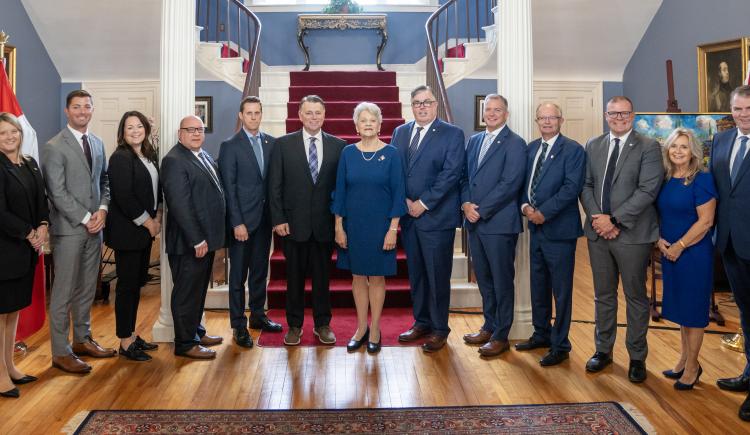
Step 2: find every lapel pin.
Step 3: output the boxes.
[379,155,386,161]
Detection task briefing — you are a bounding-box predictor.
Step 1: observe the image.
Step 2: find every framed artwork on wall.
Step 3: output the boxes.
[697,38,748,112]
[195,96,213,133]
[2,43,16,92]
[474,95,486,131]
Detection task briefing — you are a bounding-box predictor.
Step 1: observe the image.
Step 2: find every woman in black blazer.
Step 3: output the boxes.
[105,111,162,361]
[0,113,48,398]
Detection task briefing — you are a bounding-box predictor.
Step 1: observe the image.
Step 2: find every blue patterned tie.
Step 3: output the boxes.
[308,137,319,183]
[477,133,494,165]
[251,135,264,177]
[408,126,423,164]
[199,151,223,194]
[731,136,748,185]
[529,142,549,207]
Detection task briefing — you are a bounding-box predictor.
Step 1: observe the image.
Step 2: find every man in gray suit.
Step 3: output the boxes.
[580,96,663,383]
[42,90,115,374]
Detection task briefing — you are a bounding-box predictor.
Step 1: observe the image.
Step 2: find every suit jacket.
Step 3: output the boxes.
[521,134,585,240]
[218,129,275,233]
[161,143,226,255]
[580,130,663,244]
[268,130,346,243]
[104,146,162,251]
[40,128,110,236]
[393,118,466,231]
[0,154,49,280]
[711,128,750,258]
[460,126,527,235]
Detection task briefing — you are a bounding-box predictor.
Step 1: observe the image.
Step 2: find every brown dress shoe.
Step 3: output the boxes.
[52,354,92,374]
[176,345,216,359]
[72,336,116,358]
[398,326,431,342]
[463,329,492,345]
[421,335,448,352]
[199,335,224,347]
[479,339,510,357]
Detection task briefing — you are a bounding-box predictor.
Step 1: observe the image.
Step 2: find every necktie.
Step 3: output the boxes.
[81,134,93,170]
[408,126,424,164]
[731,136,748,185]
[199,151,223,193]
[308,137,319,183]
[477,133,494,165]
[251,135,264,176]
[601,138,620,215]
[529,142,549,207]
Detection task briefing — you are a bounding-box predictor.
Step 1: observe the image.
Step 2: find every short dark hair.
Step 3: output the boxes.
[300,95,325,108]
[66,89,93,108]
[239,95,262,113]
[730,85,750,104]
[410,85,435,100]
[606,95,634,111]
[116,110,157,162]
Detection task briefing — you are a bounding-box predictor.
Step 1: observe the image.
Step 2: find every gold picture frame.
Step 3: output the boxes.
[2,43,16,92]
[697,38,748,112]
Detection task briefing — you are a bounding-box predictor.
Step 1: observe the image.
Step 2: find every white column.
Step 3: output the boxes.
[152,0,197,342]
[496,0,534,339]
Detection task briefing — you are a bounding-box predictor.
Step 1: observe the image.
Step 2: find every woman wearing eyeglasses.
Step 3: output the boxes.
[105,111,162,361]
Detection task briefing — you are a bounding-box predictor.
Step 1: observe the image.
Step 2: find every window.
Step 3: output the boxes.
[249,1,436,7]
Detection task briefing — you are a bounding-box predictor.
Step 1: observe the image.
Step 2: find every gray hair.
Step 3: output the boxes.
[731,85,750,105]
[353,102,383,125]
[535,102,563,117]
[484,94,508,108]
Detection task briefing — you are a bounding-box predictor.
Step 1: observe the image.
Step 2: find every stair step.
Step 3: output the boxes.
[287,101,403,118]
[289,86,400,101]
[286,118,404,136]
[290,71,397,86]
[266,278,412,309]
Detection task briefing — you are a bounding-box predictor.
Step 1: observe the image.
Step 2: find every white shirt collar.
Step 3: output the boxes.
[243,127,260,140]
[303,129,322,143]
[737,128,750,140]
[414,120,434,134]
[67,124,89,142]
[609,129,632,145]
[540,133,559,148]
[485,124,506,138]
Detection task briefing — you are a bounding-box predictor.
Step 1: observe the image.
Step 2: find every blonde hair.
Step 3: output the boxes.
[662,127,704,185]
[0,112,24,161]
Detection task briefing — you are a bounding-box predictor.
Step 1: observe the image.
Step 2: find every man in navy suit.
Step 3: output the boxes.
[218,96,282,349]
[712,85,750,421]
[394,85,465,352]
[459,94,527,357]
[514,103,585,366]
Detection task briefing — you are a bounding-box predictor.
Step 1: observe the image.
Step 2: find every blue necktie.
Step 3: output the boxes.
[477,133,494,165]
[408,126,423,164]
[731,136,748,185]
[308,137,319,183]
[251,135,264,176]
[199,151,223,194]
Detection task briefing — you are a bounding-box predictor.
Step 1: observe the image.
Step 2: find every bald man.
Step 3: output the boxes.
[161,116,226,359]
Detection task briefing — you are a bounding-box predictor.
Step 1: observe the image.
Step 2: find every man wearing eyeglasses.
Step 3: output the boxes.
[161,115,226,359]
[514,103,585,366]
[580,96,663,382]
[459,94,527,358]
[394,85,465,352]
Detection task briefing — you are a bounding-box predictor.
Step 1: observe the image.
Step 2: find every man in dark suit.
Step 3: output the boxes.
[394,85,465,352]
[712,85,750,421]
[161,115,226,359]
[218,96,282,349]
[515,103,585,366]
[580,96,663,383]
[268,95,346,346]
[459,94,526,357]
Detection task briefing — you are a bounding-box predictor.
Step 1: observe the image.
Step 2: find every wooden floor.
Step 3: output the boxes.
[2,239,749,434]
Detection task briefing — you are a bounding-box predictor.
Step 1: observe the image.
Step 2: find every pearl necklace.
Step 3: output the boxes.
[358,141,384,161]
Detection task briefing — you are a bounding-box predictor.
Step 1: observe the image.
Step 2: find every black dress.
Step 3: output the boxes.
[0,157,48,313]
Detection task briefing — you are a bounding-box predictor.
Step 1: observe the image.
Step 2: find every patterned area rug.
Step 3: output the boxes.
[69,402,651,434]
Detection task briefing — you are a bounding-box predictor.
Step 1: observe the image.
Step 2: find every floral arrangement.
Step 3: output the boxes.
[322,0,363,14]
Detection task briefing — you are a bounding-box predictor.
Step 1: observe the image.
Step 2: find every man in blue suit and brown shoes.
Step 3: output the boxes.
[712,85,750,422]
[394,85,465,352]
[515,103,585,366]
[459,94,527,357]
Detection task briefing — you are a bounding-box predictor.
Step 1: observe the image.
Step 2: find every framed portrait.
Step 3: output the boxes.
[697,39,747,112]
[474,95,486,131]
[2,43,16,92]
[195,96,213,133]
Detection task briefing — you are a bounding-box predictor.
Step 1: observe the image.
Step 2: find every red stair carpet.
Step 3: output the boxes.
[266,71,411,310]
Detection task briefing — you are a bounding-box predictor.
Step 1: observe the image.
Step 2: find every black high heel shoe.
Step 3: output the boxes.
[662,367,684,379]
[367,331,381,354]
[347,328,369,352]
[119,342,152,361]
[674,365,703,390]
[0,387,20,398]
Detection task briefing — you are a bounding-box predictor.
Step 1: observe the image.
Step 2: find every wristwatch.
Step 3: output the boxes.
[610,215,622,229]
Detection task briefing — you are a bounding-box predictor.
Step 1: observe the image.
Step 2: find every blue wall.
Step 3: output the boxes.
[196,80,243,158]
[0,2,61,144]
[446,78,496,140]
[624,0,750,112]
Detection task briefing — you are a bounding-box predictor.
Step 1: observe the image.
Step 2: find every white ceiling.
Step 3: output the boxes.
[22,0,662,83]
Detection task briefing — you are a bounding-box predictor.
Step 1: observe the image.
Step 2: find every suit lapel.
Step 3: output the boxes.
[535,136,564,183]
[2,157,35,216]
[292,131,315,185]
[182,145,223,194]
[261,132,273,178]
[475,127,508,175]
[318,132,336,182]
[466,135,479,180]
[731,133,750,191]
[239,131,263,181]
[408,120,440,170]
[611,132,636,184]
[62,129,92,175]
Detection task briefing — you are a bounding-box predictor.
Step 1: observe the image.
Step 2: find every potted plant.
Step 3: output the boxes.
[322,0,363,14]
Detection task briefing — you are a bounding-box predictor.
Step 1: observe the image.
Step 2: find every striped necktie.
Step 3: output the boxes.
[477,133,494,165]
[529,142,549,207]
[309,137,319,183]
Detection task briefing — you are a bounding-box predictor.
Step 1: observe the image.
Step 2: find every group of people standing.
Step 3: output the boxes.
[1,83,750,424]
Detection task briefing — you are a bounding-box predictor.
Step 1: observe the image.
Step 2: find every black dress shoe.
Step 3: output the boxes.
[662,368,684,379]
[515,336,551,351]
[119,343,152,361]
[674,365,702,390]
[135,336,159,351]
[540,350,569,367]
[367,339,381,354]
[740,393,750,422]
[346,329,369,352]
[585,352,612,372]
[0,387,19,398]
[629,360,647,383]
[11,375,38,385]
[250,316,283,332]
[233,328,254,348]
[717,374,750,392]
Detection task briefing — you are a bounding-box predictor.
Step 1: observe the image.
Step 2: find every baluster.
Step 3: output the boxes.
[226,1,231,55]
[237,6,242,56]
[215,0,220,42]
[465,0,470,43]
[454,2,458,49]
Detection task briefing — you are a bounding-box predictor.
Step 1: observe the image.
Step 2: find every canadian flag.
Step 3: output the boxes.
[0,62,46,341]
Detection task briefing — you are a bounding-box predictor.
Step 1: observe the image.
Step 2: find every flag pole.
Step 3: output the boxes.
[0,30,8,68]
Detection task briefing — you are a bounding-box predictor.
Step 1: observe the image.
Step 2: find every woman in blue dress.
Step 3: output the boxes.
[331,102,407,354]
[656,127,717,390]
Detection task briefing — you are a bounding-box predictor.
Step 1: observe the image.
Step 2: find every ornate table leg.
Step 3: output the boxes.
[297,29,310,71]
[375,29,388,71]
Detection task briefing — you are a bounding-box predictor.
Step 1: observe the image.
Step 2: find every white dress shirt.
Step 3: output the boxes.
[600,129,632,207]
[730,128,750,170]
[67,124,108,224]
[302,129,323,171]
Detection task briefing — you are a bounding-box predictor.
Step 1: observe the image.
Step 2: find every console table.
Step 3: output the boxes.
[297,14,388,71]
